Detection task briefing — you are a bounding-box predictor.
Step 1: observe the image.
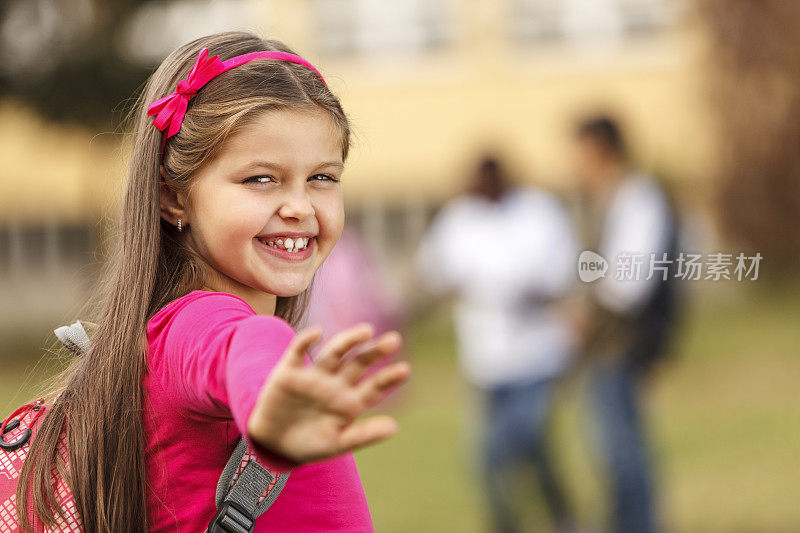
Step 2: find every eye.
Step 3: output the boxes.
[310,174,340,183]
[243,175,275,184]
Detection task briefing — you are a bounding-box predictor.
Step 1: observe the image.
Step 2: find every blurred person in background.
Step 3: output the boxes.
[570,115,682,533]
[413,155,580,533]
[304,222,409,403]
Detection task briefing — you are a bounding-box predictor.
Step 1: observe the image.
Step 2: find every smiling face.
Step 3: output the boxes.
[161,107,345,314]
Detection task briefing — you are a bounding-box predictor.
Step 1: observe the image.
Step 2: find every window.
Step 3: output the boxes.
[59,224,94,264]
[0,222,94,276]
[313,0,457,57]
[509,0,679,45]
[619,0,675,35]
[509,0,562,42]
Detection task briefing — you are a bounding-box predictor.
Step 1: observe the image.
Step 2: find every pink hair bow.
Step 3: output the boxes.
[147,48,225,138]
[147,47,327,142]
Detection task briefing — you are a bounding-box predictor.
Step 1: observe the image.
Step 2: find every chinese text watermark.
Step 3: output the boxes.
[578,251,762,283]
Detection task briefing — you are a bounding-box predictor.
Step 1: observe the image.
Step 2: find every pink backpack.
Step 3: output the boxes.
[0,321,289,532]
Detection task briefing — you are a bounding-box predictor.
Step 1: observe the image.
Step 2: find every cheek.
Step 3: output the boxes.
[208,207,249,240]
[316,194,344,241]
[196,195,266,254]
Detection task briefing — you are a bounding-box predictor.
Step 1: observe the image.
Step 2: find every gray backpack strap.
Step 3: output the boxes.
[54,320,91,355]
[207,437,291,532]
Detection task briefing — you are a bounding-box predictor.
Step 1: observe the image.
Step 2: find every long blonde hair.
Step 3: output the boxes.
[16,30,352,532]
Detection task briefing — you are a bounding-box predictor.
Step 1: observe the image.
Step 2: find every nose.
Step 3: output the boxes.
[277,183,315,221]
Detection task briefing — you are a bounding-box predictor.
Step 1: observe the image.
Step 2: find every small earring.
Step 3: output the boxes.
[177,218,182,232]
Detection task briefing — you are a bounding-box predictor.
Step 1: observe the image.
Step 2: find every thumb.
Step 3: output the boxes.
[283,326,323,367]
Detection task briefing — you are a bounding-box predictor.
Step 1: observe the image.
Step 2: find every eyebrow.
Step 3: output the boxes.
[239,159,344,173]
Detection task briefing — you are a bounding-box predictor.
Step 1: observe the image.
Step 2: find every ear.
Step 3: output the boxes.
[159,166,189,229]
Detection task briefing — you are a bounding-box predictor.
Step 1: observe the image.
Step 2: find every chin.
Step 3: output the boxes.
[264,282,310,298]
[258,264,319,296]
[274,289,307,298]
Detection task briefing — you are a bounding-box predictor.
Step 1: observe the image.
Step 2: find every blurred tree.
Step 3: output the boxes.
[698,0,800,274]
[0,0,151,130]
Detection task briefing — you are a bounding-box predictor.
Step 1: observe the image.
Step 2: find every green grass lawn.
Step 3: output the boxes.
[355,283,800,532]
[2,283,799,532]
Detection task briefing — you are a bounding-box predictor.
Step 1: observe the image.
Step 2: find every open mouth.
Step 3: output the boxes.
[255,236,311,253]
[254,236,315,261]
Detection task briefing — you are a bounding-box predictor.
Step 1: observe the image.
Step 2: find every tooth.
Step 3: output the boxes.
[268,241,274,246]
[284,238,294,250]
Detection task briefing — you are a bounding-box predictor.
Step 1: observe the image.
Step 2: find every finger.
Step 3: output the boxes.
[337,414,399,452]
[338,331,402,384]
[356,360,411,407]
[283,326,324,367]
[314,322,374,372]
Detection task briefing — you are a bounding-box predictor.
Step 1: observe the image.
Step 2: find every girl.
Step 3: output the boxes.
[15,30,410,532]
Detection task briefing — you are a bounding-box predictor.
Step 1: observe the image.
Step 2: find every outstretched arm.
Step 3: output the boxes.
[154,292,410,471]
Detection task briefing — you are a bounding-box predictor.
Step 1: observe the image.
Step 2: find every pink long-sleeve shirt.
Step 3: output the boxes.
[143,289,374,532]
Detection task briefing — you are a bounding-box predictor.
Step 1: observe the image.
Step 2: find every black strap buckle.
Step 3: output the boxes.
[1,417,31,452]
[206,500,255,533]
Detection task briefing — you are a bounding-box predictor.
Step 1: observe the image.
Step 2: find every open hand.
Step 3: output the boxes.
[246,322,410,464]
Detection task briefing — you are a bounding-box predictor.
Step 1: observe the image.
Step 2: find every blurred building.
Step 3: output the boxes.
[0,0,716,328]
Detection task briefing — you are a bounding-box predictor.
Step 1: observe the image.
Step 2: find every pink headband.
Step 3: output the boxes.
[147,47,327,163]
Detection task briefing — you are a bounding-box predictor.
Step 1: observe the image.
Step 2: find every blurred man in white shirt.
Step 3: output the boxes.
[572,115,681,533]
[414,156,580,533]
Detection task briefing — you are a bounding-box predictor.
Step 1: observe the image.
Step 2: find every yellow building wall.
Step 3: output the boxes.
[266,0,718,205]
[0,0,718,220]
[323,40,717,206]
[0,101,122,223]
